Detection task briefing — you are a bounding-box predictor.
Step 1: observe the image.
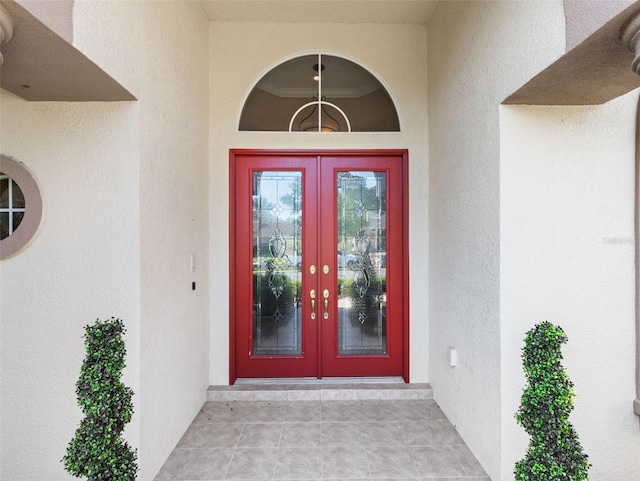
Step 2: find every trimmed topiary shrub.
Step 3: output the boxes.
[514,321,590,481]
[63,317,138,481]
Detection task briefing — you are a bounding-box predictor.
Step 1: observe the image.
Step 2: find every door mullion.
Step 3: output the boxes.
[315,155,324,378]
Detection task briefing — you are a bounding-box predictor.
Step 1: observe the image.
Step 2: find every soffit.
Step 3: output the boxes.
[0,0,135,101]
[202,0,439,25]
[505,2,640,105]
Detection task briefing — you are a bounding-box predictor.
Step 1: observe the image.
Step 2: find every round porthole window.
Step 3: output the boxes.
[0,155,43,260]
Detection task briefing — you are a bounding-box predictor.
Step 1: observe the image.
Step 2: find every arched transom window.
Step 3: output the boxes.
[240,54,400,132]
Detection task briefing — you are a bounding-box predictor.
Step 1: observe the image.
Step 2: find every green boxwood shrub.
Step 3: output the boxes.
[514,321,590,481]
[63,318,138,481]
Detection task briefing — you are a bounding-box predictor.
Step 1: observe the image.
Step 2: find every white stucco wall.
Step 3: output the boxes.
[500,93,640,480]
[0,91,140,480]
[427,1,565,479]
[72,1,211,479]
[0,2,209,480]
[209,21,429,384]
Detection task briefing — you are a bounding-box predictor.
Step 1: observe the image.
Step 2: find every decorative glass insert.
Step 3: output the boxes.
[240,54,400,132]
[252,171,303,355]
[0,173,26,240]
[336,171,387,355]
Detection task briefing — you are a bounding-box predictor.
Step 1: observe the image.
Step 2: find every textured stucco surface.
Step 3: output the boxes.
[0,91,141,480]
[16,0,74,43]
[209,21,429,385]
[71,1,211,479]
[427,2,565,479]
[0,2,213,480]
[501,93,640,480]
[563,0,635,51]
[505,1,640,106]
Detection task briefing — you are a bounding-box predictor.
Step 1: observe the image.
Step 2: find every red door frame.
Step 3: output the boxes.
[229,149,410,384]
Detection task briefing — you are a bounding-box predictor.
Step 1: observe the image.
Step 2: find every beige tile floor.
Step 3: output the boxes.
[153,399,490,481]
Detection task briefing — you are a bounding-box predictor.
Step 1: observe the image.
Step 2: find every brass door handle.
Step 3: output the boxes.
[310,289,316,320]
[323,289,330,319]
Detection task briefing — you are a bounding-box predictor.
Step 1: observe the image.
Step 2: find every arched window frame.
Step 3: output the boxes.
[0,155,43,260]
[239,53,401,133]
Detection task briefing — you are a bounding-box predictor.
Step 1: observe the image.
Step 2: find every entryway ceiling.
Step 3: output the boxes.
[201,0,439,25]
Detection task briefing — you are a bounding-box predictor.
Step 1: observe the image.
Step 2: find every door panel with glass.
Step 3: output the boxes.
[231,151,407,380]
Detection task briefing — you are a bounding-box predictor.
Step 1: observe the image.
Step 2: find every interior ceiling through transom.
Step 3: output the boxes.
[201,0,440,25]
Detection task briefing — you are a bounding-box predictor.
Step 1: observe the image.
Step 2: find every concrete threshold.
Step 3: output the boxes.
[206,379,433,402]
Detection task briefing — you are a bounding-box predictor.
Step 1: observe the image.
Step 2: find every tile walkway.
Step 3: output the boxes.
[153,398,490,481]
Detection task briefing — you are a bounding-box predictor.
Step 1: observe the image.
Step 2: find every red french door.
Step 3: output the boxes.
[230,150,408,381]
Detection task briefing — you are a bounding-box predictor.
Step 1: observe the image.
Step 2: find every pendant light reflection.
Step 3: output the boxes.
[288,59,352,133]
[299,97,340,132]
